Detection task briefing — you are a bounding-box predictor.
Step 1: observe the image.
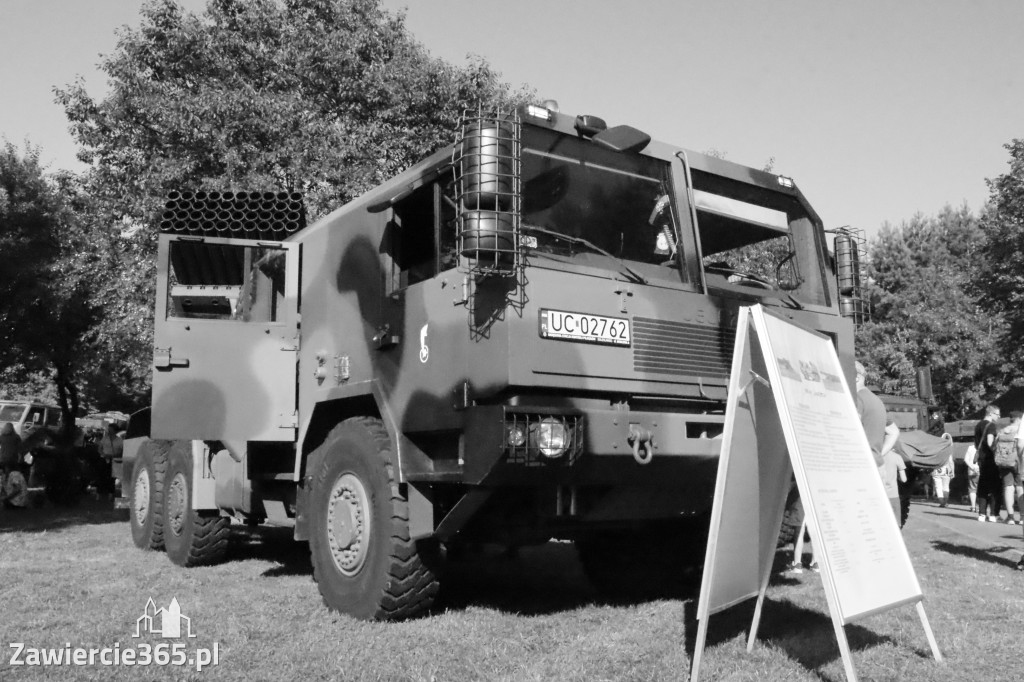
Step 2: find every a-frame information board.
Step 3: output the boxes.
[689,305,941,682]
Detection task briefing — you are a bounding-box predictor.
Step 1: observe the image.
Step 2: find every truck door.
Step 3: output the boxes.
[152,234,300,442]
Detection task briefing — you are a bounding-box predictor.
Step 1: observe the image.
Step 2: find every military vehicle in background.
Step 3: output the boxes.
[122,102,864,620]
[877,367,945,437]
[0,399,62,439]
[874,367,959,522]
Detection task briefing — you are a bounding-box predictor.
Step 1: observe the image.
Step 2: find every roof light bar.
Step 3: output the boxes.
[525,104,553,122]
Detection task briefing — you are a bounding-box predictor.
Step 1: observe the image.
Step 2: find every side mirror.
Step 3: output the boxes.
[775,251,804,291]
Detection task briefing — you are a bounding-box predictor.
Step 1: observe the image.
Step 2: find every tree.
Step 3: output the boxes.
[0,144,105,427]
[57,0,525,222]
[857,205,1008,419]
[978,139,1024,364]
[55,0,528,405]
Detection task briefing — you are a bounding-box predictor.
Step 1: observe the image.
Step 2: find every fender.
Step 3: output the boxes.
[295,379,404,482]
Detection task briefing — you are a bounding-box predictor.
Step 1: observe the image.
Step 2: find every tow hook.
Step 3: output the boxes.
[628,424,654,465]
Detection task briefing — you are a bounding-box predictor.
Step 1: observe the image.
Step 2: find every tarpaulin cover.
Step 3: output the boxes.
[894,429,955,469]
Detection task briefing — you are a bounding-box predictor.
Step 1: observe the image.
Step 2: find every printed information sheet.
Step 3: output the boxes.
[753,308,922,622]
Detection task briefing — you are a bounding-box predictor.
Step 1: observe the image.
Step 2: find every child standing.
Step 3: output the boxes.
[880,449,908,528]
[930,453,955,508]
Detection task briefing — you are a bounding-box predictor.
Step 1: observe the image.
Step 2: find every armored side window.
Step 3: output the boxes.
[166,240,288,322]
[388,179,457,290]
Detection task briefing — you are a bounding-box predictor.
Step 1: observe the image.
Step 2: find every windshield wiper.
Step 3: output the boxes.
[521,225,648,284]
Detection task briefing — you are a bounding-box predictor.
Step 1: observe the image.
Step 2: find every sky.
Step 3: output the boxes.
[2,0,1022,240]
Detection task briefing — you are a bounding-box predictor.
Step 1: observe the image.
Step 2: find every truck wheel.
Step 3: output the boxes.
[163,442,230,567]
[129,439,171,550]
[308,417,440,620]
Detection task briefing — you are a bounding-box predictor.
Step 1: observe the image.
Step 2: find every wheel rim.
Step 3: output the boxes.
[133,466,150,524]
[327,473,371,576]
[166,472,188,537]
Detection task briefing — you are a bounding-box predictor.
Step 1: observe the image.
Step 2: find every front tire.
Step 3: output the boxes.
[163,441,230,567]
[308,417,439,620]
[129,439,170,550]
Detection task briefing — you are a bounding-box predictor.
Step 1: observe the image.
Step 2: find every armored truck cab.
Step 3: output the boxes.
[127,103,856,619]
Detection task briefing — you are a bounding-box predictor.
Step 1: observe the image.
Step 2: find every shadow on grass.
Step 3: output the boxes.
[436,541,600,616]
[435,544,815,618]
[682,596,899,682]
[0,494,128,534]
[930,539,1020,569]
[224,525,312,577]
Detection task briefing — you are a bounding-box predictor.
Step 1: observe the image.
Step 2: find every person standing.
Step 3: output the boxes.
[0,422,21,469]
[1,422,22,491]
[786,517,819,574]
[96,422,123,496]
[964,443,981,513]
[854,361,900,467]
[930,452,955,508]
[855,361,902,525]
[1,423,29,510]
[993,411,1021,524]
[881,447,908,526]
[975,404,1003,522]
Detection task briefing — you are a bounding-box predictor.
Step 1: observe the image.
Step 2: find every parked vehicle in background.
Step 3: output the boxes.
[876,367,958,523]
[76,412,129,496]
[0,400,62,439]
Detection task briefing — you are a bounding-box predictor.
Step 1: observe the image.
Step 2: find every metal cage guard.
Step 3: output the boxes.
[452,107,522,276]
[833,225,870,326]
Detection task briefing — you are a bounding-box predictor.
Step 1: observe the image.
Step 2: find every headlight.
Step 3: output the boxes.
[535,418,568,458]
[506,423,527,448]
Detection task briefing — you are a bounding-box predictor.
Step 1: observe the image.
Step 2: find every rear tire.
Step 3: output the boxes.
[308,417,440,620]
[129,439,170,550]
[163,442,230,567]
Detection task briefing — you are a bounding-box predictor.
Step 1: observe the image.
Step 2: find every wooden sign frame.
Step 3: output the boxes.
[689,305,941,682]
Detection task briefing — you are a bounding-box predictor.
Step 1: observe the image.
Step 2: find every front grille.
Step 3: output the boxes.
[632,317,735,378]
[505,412,584,467]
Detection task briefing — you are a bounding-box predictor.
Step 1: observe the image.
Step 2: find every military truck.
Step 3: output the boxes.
[877,367,945,436]
[124,103,860,620]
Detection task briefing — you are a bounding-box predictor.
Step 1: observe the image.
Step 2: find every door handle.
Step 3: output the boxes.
[154,347,190,370]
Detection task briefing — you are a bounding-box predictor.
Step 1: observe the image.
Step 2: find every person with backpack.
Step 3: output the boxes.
[994,411,1022,524]
[975,404,1003,522]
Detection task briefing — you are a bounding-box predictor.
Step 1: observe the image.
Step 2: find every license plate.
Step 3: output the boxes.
[539,309,631,347]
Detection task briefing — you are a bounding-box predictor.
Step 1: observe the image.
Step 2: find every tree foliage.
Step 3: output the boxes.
[0,144,108,426]
[857,205,1008,419]
[978,139,1024,362]
[57,0,525,222]
[52,0,528,409]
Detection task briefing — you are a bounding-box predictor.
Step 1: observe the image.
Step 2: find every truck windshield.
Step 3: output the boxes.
[692,170,830,307]
[0,405,26,422]
[521,128,681,282]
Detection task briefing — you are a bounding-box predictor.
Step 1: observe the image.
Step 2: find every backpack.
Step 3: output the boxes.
[994,429,1018,468]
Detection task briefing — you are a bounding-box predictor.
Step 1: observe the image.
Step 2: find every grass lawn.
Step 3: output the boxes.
[1,496,1022,681]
